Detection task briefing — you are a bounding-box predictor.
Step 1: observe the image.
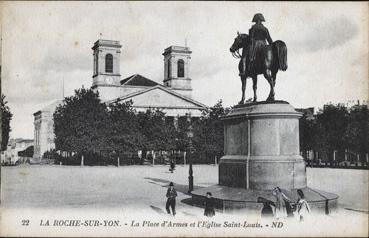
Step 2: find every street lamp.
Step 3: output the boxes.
[187,113,194,193]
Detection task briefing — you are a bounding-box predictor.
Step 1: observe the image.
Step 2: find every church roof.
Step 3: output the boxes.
[120,74,159,87]
[163,46,192,56]
[92,39,121,50]
[33,100,63,116]
[108,84,208,110]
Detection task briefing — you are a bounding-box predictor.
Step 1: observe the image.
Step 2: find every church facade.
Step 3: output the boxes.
[33,39,208,161]
[91,40,207,117]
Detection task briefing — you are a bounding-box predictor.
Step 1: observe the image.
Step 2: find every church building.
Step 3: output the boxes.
[33,39,208,161]
[91,39,207,116]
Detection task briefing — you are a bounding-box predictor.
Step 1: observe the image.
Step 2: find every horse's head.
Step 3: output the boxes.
[230,31,248,53]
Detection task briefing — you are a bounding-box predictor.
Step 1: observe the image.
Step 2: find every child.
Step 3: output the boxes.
[204,192,215,217]
[296,189,310,222]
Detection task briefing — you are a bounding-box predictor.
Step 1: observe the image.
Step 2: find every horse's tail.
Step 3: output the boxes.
[273,40,288,71]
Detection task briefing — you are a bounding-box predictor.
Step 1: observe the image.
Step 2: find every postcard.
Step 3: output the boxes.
[1,1,368,237]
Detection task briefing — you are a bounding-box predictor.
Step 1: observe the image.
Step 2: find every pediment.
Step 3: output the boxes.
[116,86,207,109]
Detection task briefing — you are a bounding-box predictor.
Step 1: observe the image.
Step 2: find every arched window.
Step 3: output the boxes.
[167,61,171,79]
[105,54,113,73]
[177,59,184,78]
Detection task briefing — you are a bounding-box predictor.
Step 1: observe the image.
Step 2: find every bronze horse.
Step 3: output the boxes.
[230,32,288,104]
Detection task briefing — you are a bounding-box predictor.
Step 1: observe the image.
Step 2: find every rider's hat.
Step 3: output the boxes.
[252,13,265,22]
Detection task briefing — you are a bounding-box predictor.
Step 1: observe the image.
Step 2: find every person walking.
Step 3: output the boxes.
[296,189,311,222]
[272,187,293,220]
[169,158,175,173]
[165,182,177,216]
[204,192,215,217]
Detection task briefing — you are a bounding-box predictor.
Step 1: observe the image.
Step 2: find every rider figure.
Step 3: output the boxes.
[248,13,273,71]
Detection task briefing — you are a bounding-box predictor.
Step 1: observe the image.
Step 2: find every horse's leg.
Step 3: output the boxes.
[265,48,275,101]
[252,75,257,102]
[238,58,247,105]
[271,71,277,100]
[239,75,246,104]
[265,72,274,101]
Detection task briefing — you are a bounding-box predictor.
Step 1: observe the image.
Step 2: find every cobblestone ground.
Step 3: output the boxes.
[1,164,367,210]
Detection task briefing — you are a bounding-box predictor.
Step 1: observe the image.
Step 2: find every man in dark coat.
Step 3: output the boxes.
[248,13,273,71]
[204,192,215,217]
[166,182,177,216]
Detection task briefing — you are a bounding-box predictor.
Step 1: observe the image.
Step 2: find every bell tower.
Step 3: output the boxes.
[162,46,192,98]
[92,39,122,87]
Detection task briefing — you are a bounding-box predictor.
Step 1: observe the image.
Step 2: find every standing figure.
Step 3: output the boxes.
[248,13,273,72]
[204,192,216,217]
[296,189,311,222]
[169,158,175,173]
[285,199,296,218]
[272,187,293,220]
[165,182,177,216]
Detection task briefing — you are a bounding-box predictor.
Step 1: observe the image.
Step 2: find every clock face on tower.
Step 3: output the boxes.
[106,76,114,84]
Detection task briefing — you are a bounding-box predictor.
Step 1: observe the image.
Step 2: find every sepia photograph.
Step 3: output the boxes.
[0,1,368,237]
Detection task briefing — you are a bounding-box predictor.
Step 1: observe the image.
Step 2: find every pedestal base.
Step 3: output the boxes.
[191,185,338,213]
[219,101,307,190]
[219,155,307,190]
[197,101,339,213]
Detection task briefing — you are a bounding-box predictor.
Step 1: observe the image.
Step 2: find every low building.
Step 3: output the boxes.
[1,138,34,165]
[33,100,63,162]
[296,107,315,120]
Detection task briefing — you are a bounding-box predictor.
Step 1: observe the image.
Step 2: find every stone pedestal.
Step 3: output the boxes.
[191,101,338,213]
[219,101,306,190]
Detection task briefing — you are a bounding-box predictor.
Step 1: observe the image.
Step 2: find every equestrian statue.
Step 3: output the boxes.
[230,13,288,104]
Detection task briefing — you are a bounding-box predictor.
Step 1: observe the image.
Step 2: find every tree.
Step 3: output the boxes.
[1,94,13,151]
[193,100,230,163]
[345,104,368,158]
[53,88,109,159]
[300,102,368,163]
[314,103,349,161]
[299,113,315,153]
[107,100,143,153]
[137,109,177,162]
[174,115,191,151]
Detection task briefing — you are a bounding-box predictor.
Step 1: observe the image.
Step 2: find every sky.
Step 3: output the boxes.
[1,1,368,139]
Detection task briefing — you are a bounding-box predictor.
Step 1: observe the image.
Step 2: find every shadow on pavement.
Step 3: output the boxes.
[150,205,167,215]
[344,208,369,214]
[144,177,204,195]
[181,210,197,217]
[181,197,196,206]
